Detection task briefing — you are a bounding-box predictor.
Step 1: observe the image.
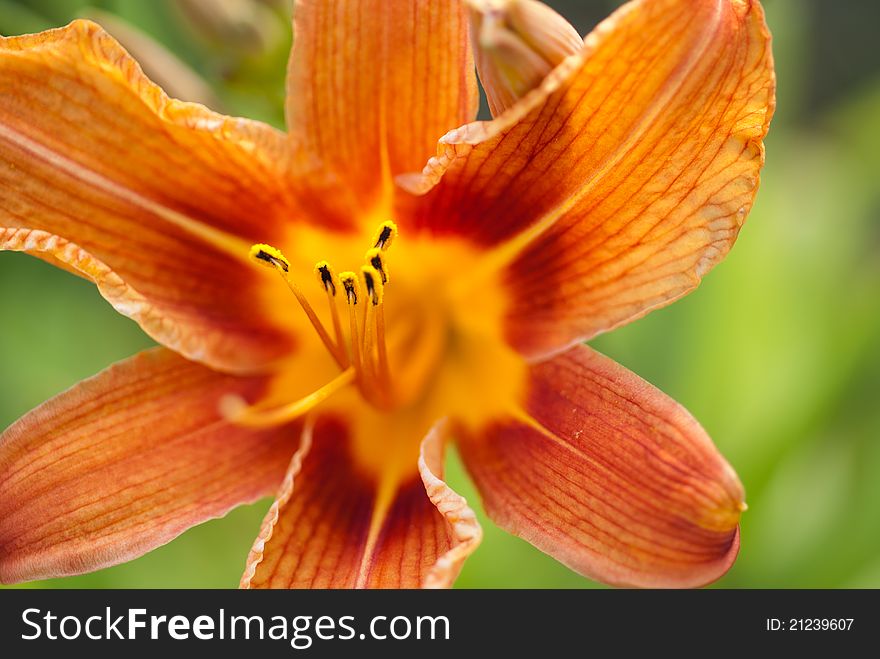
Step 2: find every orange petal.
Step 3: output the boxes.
[457,344,744,588]
[0,20,312,372]
[286,0,478,214]
[400,0,774,357]
[241,417,480,589]
[0,348,297,584]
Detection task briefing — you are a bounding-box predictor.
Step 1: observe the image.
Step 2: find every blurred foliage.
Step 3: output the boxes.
[1,0,878,588]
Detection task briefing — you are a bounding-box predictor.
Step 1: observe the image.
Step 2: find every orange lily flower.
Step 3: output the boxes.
[0,0,775,588]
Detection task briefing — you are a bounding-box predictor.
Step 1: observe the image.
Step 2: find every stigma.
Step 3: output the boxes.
[225,222,399,426]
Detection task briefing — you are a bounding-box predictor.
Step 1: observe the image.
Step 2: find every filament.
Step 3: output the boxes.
[281,276,346,368]
[315,261,348,366]
[363,301,376,381]
[375,300,392,402]
[242,223,401,416]
[340,271,365,386]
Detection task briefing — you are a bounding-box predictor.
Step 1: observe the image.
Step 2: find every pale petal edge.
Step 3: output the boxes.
[419,421,482,589]
[0,227,256,374]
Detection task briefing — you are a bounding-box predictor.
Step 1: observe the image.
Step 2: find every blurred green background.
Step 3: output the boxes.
[1,0,878,588]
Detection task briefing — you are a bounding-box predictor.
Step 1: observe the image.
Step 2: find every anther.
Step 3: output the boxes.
[361,266,383,306]
[248,243,345,368]
[314,261,337,296]
[338,271,365,386]
[340,271,360,306]
[372,221,398,251]
[315,260,346,366]
[249,243,289,272]
[365,248,388,285]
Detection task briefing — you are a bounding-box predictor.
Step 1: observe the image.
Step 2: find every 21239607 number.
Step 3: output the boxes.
[766,618,854,631]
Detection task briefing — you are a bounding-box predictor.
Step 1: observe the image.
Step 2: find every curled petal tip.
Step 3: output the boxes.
[459,346,750,588]
[176,0,283,53]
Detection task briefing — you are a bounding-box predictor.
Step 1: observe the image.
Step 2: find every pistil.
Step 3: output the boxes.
[220,367,356,428]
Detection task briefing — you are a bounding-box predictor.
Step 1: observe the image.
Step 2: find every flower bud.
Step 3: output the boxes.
[175,0,284,53]
[468,0,583,116]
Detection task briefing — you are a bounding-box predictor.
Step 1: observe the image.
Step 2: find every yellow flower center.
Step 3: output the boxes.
[221,220,527,438]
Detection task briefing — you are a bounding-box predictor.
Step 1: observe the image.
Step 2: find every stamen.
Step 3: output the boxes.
[340,271,359,306]
[250,243,345,368]
[372,220,398,251]
[221,368,355,428]
[314,260,347,366]
[244,223,403,413]
[365,248,389,285]
[360,266,382,383]
[315,260,336,296]
[339,271,364,384]
[250,243,289,272]
[361,265,383,306]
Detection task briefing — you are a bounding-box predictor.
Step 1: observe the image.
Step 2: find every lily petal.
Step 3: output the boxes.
[401,0,774,359]
[457,344,744,588]
[241,416,480,589]
[286,0,478,213]
[0,20,309,372]
[0,348,296,584]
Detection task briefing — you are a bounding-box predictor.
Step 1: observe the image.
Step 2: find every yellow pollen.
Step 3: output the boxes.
[372,220,398,251]
[364,248,389,285]
[360,265,384,306]
[339,270,360,306]
[249,243,289,272]
[314,260,337,295]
